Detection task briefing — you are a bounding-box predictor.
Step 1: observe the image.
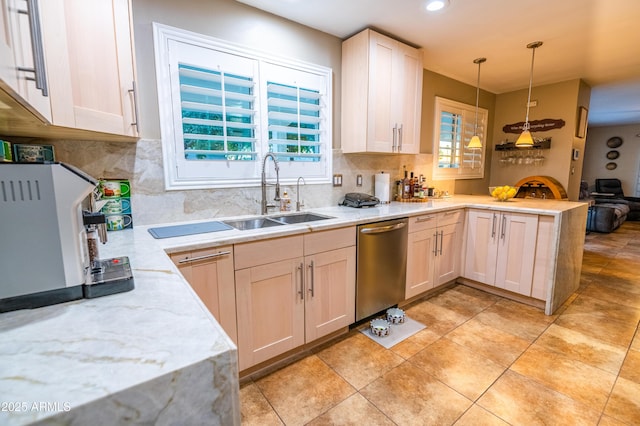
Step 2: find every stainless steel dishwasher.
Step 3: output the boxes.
[355,217,408,321]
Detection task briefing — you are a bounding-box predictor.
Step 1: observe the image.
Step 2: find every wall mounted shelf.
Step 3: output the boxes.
[495,138,551,151]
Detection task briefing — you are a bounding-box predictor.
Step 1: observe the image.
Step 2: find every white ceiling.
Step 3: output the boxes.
[235,0,640,127]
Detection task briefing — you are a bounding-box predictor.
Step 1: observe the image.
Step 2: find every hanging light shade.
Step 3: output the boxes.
[516,41,543,148]
[467,57,486,149]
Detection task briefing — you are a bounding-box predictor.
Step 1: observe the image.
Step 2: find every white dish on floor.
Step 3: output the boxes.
[370,318,391,337]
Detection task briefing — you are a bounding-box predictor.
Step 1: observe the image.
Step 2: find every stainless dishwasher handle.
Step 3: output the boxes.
[360,222,406,234]
[177,250,231,264]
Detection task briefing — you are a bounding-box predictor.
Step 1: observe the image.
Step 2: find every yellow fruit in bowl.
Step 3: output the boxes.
[489,185,518,201]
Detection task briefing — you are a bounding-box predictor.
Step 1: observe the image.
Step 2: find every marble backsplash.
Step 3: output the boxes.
[37,138,453,226]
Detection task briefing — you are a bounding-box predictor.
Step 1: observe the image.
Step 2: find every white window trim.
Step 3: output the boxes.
[432,96,488,180]
[153,23,333,190]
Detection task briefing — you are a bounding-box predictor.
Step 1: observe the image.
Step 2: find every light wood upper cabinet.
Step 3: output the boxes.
[0,0,51,122]
[0,0,17,91]
[406,210,463,299]
[341,28,423,154]
[39,0,138,138]
[463,209,541,297]
[170,246,237,345]
[234,228,355,371]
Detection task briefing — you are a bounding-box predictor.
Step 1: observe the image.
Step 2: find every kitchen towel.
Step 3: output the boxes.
[374,172,390,203]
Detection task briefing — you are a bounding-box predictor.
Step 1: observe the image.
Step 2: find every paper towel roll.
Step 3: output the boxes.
[374,172,390,203]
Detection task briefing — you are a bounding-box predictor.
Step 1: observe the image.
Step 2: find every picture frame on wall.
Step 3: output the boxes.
[576,106,588,138]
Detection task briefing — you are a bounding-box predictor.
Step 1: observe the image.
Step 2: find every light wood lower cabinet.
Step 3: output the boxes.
[406,210,463,299]
[170,246,237,345]
[463,209,546,297]
[235,228,356,371]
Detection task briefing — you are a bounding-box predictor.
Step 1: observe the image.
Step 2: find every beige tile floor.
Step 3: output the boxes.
[240,221,640,425]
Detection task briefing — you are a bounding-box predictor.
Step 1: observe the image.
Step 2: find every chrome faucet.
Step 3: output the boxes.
[261,153,281,215]
[296,176,306,211]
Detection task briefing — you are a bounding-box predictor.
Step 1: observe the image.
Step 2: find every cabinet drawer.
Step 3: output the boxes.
[304,226,355,255]
[234,235,303,270]
[437,209,463,227]
[408,213,437,233]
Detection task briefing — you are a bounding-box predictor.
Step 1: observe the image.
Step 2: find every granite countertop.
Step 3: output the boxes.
[150,195,587,253]
[0,195,587,425]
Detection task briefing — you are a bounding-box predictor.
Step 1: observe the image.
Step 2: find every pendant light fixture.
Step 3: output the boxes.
[467,57,486,150]
[516,41,543,148]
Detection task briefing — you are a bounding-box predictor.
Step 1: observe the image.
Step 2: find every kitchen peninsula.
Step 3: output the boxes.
[0,195,587,425]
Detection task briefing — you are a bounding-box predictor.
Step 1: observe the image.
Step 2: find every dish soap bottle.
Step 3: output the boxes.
[280,191,292,212]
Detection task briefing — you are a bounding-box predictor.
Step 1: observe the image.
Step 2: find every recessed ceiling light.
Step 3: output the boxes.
[426,0,449,12]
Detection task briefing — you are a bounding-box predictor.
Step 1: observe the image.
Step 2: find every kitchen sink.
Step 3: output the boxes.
[223,212,334,230]
[222,217,284,230]
[270,212,334,224]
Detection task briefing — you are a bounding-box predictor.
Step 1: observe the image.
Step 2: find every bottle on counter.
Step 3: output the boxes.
[402,169,411,199]
[280,191,292,211]
[413,173,421,198]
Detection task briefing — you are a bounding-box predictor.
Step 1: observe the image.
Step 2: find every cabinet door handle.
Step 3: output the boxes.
[439,230,444,255]
[416,215,435,223]
[491,213,497,238]
[308,261,315,297]
[392,124,398,151]
[433,231,438,256]
[177,250,231,264]
[298,262,304,300]
[128,81,140,131]
[398,124,403,151]
[18,0,48,96]
[501,215,507,240]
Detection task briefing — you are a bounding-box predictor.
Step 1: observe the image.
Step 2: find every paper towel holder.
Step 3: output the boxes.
[374,171,391,204]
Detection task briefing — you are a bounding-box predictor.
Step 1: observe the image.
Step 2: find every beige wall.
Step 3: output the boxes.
[131,0,343,144]
[489,79,589,200]
[420,70,496,196]
[582,124,640,196]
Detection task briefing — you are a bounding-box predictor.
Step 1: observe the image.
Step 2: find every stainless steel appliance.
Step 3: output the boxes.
[355,217,408,321]
[0,162,134,313]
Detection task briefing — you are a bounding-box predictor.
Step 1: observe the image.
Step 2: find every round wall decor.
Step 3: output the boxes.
[606,136,623,148]
[606,162,617,170]
[606,150,620,160]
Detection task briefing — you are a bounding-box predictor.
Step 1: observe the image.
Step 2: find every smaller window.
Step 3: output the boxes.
[432,96,488,180]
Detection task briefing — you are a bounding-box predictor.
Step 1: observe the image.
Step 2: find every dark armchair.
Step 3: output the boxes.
[594,178,640,221]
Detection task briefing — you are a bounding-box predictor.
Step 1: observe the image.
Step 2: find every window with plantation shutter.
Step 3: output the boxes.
[154,24,332,190]
[433,97,487,180]
[180,65,256,162]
